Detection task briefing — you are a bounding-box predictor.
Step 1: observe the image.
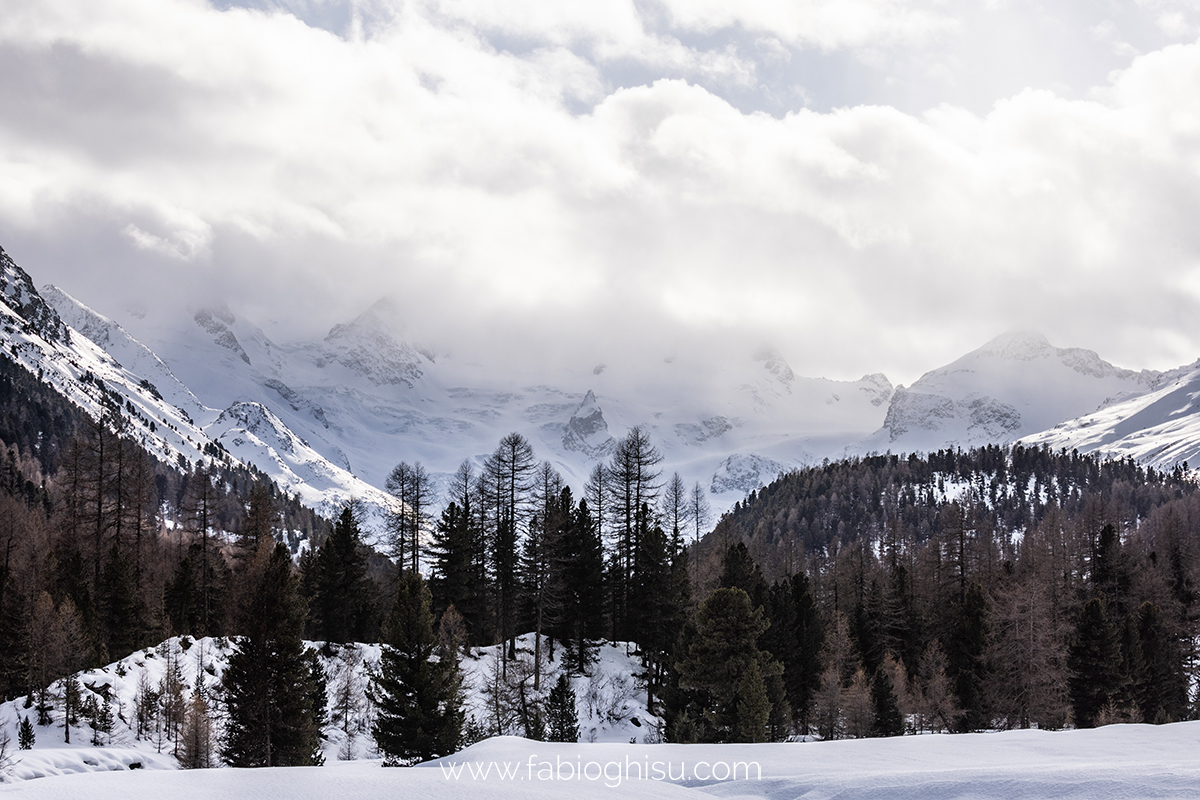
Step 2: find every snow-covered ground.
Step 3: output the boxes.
[3,723,1199,799]
[0,634,656,780]
[4,635,1200,798]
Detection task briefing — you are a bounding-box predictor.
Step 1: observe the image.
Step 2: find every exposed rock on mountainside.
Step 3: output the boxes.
[711,453,791,495]
[561,390,615,459]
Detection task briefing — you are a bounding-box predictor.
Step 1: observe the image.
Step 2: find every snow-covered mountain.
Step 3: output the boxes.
[856,331,1163,455]
[91,291,898,510]
[0,246,397,537]
[1018,361,1200,469]
[12,240,1200,532]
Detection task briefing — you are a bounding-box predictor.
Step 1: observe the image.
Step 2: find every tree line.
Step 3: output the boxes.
[685,445,1199,740]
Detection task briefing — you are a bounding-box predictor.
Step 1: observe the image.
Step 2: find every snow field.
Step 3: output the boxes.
[3,723,1200,799]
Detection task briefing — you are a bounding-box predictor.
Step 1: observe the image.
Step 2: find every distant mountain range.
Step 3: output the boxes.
[3,242,1197,543]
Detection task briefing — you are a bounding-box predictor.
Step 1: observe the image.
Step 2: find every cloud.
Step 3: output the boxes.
[1,0,1200,386]
[655,0,957,52]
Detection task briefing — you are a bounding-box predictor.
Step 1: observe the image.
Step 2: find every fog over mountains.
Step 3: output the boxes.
[5,243,1200,541]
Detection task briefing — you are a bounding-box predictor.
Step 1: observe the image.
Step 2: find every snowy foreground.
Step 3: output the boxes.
[2,723,1200,799]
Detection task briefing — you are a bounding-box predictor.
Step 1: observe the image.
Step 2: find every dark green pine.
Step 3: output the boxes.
[370,570,462,765]
[871,667,904,737]
[1068,597,1120,728]
[311,506,376,643]
[222,543,321,767]
[545,673,580,742]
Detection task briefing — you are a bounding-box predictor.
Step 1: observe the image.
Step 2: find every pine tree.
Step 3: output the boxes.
[732,659,771,743]
[310,506,376,643]
[677,587,782,742]
[630,512,688,712]
[62,676,81,744]
[548,494,605,673]
[1068,597,1120,728]
[1133,601,1186,723]
[222,542,321,767]
[99,543,139,660]
[545,673,579,742]
[370,570,463,765]
[870,666,903,737]
[719,543,768,610]
[947,582,988,731]
[17,716,33,749]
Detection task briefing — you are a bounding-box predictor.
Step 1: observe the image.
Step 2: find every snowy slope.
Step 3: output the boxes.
[1019,361,1200,469]
[23,237,1200,520]
[0,634,658,780]
[2,245,234,473]
[15,272,398,538]
[857,331,1162,454]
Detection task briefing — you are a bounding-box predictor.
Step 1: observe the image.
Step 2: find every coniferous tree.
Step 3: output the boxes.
[180,464,221,636]
[545,673,580,742]
[1067,597,1120,729]
[870,666,903,737]
[720,543,768,610]
[17,716,33,749]
[179,692,214,769]
[1133,601,1186,723]
[62,676,80,744]
[222,541,321,767]
[385,461,437,573]
[98,543,139,661]
[790,573,824,732]
[309,506,376,643]
[630,510,689,713]
[677,587,782,742]
[370,570,463,765]
[606,427,663,643]
[552,496,605,672]
[481,433,536,664]
[947,582,988,731]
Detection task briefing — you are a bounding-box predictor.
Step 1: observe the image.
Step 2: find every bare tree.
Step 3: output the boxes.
[913,640,959,733]
[605,426,663,642]
[481,434,536,665]
[659,472,692,554]
[179,692,214,769]
[689,481,712,554]
[386,461,437,572]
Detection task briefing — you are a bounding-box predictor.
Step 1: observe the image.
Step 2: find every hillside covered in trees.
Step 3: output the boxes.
[693,445,1199,736]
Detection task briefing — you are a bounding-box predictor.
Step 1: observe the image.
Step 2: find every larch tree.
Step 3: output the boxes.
[385,461,437,572]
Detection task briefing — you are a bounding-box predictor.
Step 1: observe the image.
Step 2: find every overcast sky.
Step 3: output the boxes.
[3,0,1200,385]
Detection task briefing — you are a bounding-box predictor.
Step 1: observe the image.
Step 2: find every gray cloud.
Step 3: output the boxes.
[2,0,1200,389]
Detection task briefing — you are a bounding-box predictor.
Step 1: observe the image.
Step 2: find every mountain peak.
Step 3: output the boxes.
[755,347,795,385]
[976,330,1053,360]
[562,390,614,458]
[321,299,424,388]
[327,297,401,343]
[0,246,70,345]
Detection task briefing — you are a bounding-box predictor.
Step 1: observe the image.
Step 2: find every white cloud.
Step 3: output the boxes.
[655,0,957,52]
[2,0,1200,382]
